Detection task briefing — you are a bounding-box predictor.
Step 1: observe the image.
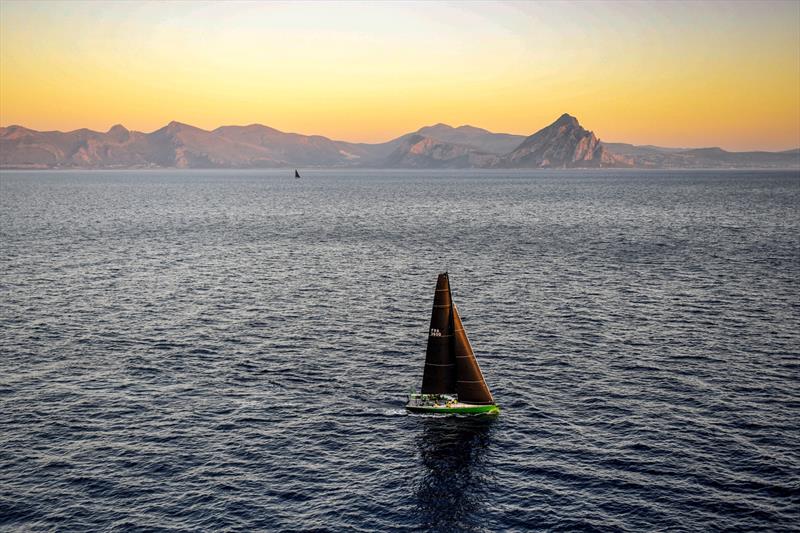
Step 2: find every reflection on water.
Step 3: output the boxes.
[414,416,496,532]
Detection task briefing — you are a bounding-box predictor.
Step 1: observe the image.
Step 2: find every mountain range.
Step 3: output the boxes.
[1,114,797,169]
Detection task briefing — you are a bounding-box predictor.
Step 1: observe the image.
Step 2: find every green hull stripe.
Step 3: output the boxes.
[405,404,500,415]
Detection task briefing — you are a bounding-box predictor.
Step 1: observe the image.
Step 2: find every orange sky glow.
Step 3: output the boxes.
[1,0,799,151]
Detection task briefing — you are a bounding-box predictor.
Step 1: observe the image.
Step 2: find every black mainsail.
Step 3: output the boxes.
[295,169,301,178]
[421,273,456,394]
[420,273,494,404]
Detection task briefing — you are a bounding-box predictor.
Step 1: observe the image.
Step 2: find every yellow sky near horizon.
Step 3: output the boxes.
[1,0,799,151]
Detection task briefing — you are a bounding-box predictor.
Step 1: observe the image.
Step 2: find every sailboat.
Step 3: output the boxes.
[406,273,499,415]
[294,169,301,179]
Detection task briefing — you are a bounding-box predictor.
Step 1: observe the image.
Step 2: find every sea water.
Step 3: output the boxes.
[1,169,798,530]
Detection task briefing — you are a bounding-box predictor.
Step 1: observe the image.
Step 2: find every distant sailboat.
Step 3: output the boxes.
[294,169,301,179]
[406,273,499,415]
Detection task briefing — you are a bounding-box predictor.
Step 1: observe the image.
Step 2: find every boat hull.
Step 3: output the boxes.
[405,403,500,415]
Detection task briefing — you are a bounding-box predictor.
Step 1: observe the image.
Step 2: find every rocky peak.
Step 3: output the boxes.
[150,121,209,141]
[552,113,579,128]
[417,124,454,136]
[163,120,196,133]
[107,124,130,143]
[0,125,34,139]
[502,114,630,168]
[454,124,491,134]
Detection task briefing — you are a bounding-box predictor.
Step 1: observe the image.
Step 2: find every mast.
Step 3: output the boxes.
[420,273,456,394]
[450,291,495,405]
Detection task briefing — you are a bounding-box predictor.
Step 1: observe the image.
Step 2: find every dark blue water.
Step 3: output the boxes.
[1,169,798,531]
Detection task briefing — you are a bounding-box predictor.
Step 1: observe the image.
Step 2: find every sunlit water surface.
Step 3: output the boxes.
[1,169,798,531]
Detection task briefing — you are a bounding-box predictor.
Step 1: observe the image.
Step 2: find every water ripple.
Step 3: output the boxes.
[1,169,798,531]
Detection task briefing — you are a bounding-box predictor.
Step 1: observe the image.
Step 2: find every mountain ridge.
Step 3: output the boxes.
[2,115,798,169]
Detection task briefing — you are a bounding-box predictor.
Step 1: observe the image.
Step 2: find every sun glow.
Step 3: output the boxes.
[1,0,798,150]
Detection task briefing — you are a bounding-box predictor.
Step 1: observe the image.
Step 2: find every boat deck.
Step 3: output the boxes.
[405,394,499,414]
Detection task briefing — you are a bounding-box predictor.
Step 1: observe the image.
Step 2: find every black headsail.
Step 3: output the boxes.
[421,273,456,394]
[452,301,495,405]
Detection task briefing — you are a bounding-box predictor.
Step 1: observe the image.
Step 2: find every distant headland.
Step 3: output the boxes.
[2,114,798,170]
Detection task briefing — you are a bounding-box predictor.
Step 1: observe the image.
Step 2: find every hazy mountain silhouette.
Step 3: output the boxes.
[416,123,525,155]
[2,115,797,169]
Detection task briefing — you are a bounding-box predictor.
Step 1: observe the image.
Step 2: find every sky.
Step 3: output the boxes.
[1,0,799,151]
